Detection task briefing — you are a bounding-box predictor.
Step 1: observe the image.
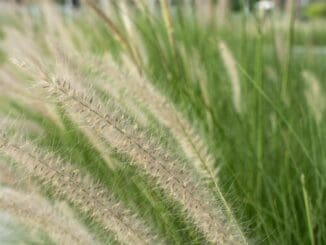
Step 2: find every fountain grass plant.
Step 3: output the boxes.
[0,1,325,244]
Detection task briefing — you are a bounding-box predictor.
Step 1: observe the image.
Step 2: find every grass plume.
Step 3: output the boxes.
[0,136,160,245]
[0,187,97,245]
[24,62,245,243]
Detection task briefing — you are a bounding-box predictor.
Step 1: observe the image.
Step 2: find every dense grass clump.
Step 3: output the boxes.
[0,1,325,244]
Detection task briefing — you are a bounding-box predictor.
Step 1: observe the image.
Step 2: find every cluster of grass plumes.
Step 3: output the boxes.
[0,2,247,244]
[0,136,160,245]
[0,186,97,245]
[1,1,326,244]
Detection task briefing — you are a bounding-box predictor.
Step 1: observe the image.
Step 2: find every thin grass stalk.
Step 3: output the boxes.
[301,174,315,245]
[281,0,295,102]
[85,0,143,74]
[254,25,264,190]
[118,0,144,69]
[237,63,314,165]
[159,0,175,49]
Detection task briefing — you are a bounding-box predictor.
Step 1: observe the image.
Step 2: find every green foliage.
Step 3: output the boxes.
[305,2,326,19]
